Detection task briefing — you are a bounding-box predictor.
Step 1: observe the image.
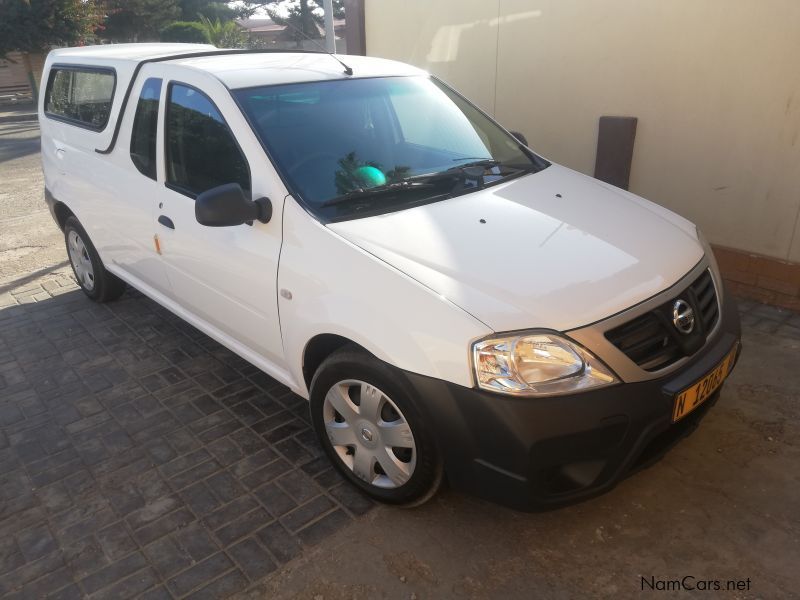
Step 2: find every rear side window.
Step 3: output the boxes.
[45,66,116,130]
[130,78,162,180]
[165,83,250,197]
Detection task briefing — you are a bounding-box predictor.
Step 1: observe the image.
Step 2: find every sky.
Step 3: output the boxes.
[229,1,327,19]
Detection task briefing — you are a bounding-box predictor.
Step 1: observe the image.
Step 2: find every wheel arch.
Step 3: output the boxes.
[302,333,371,392]
[53,201,74,231]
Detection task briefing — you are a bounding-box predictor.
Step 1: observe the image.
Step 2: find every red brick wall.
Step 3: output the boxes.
[713,245,800,312]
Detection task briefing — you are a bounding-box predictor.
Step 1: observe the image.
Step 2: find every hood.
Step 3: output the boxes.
[327,164,703,332]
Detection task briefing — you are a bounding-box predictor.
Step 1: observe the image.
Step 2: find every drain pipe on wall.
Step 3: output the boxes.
[594,116,638,190]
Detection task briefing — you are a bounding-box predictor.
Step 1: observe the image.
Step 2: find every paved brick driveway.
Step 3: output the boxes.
[0,271,372,599]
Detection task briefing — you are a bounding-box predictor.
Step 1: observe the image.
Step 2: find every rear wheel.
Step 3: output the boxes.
[64,216,126,302]
[310,348,442,506]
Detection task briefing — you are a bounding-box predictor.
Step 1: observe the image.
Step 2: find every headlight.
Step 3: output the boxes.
[696,226,723,300]
[472,332,618,396]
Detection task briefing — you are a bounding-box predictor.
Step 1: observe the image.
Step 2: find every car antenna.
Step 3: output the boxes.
[273,13,353,75]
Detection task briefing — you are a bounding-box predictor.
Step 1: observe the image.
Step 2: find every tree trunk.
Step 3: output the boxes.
[22,52,38,103]
[300,0,314,38]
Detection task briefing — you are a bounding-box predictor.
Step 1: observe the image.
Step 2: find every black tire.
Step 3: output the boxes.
[64,216,126,303]
[309,347,443,506]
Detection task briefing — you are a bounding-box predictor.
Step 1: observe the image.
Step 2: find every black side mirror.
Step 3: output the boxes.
[195,183,272,227]
[510,130,528,146]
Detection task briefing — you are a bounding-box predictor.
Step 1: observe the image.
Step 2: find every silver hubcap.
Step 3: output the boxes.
[323,379,416,489]
[67,230,95,291]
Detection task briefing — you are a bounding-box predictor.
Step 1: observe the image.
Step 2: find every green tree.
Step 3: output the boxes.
[240,0,344,43]
[101,0,181,43]
[178,0,238,22]
[198,16,248,48]
[160,21,210,44]
[0,0,103,100]
[272,0,323,42]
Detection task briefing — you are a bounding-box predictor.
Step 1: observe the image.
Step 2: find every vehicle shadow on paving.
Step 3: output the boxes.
[0,123,40,163]
[0,285,373,598]
[0,262,70,297]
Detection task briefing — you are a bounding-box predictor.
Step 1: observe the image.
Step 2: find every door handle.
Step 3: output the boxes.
[158,215,175,229]
[54,146,66,175]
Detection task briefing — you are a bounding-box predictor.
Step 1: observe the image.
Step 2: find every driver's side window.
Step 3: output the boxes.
[165,83,250,198]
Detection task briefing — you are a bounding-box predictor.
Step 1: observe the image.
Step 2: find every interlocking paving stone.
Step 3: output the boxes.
[0,274,374,598]
[143,536,194,579]
[253,482,297,519]
[254,522,302,565]
[14,255,792,596]
[215,507,272,546]
[295,509,350,547]
[96,522,137,561]
[184,568,248,600]
[80,551,148,595]
[227,537,277,582]
[167,552,233,597]
[281,495,335,533]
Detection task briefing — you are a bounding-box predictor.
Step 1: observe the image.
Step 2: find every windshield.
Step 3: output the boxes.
[234,76,548,222]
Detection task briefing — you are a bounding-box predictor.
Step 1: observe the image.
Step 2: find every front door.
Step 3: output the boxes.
[153,72,288,379]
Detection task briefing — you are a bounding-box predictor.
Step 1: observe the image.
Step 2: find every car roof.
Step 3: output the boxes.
[49,43,217,61]
[172,52,425,88]
[47,44,427,88]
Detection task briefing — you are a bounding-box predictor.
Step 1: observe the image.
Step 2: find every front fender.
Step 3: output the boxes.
[278,198,491,398]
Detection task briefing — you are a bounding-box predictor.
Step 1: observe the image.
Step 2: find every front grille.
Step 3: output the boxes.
[691,270,719,329]
[605,270,719,372]
[605,311,681,371]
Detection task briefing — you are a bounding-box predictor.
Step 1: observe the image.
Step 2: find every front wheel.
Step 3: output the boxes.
[64,216,126,303]
[309,348,443,506]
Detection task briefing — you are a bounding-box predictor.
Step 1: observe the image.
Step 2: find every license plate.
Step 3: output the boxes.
[672,343,738,423]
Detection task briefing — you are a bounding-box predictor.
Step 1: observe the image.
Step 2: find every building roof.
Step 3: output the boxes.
[236,17,346,33]
[48,44,426,88]
[236,18,285,33]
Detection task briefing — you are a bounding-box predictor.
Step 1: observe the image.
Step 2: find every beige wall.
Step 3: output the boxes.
[365,0,800,263]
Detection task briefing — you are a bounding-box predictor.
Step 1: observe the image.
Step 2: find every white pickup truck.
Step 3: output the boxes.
[40,43,740,509]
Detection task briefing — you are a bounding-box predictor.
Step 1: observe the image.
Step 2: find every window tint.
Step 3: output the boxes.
[45,67,115,130]
[235,77,543,222]
[130,78,162,180]
[388,82,489,156]
[165,83,250,197]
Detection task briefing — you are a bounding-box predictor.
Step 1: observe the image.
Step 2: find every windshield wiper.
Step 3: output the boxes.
[319,181,436,208]
[441,159,500,175]
[319,160,507,210]
[413,159,516,189]
[393,159,501,186]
